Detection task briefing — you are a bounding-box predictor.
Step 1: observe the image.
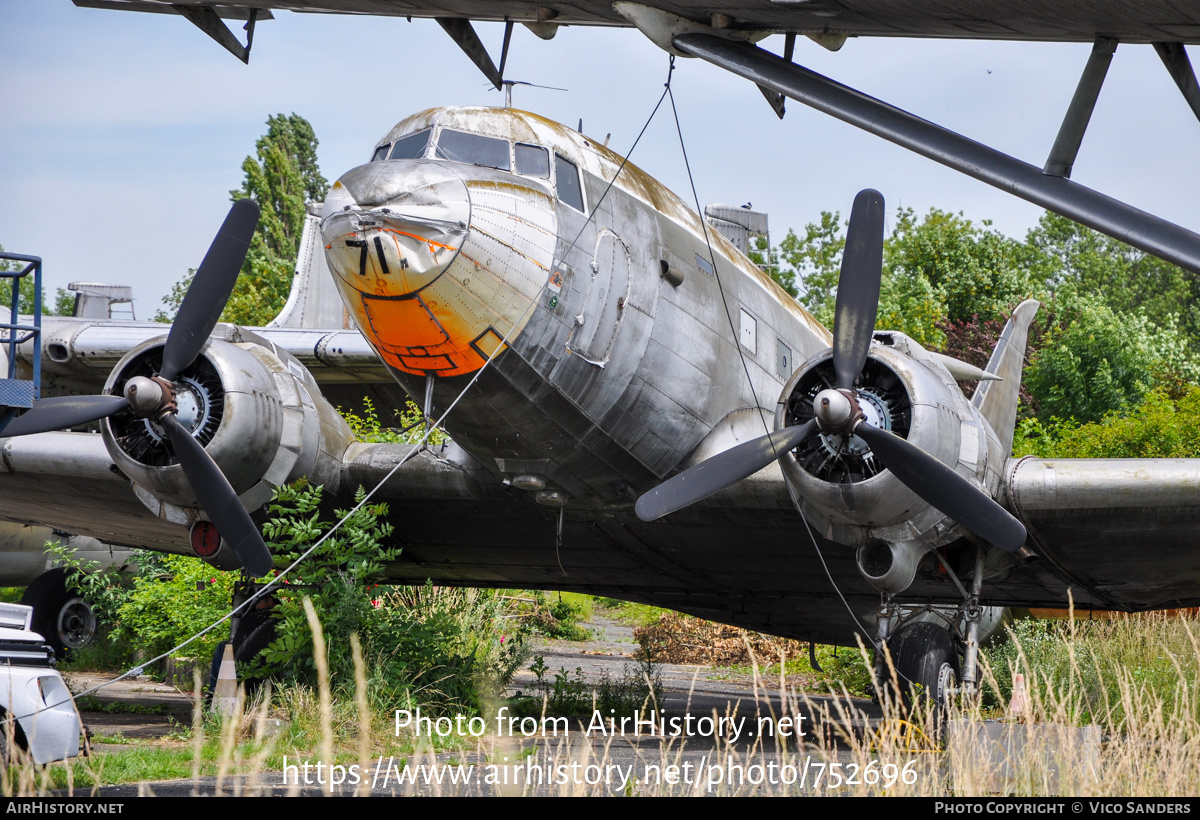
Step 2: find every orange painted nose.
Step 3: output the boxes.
[322,160,558,379]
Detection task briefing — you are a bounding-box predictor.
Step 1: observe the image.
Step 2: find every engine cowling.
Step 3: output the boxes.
[775,331,1006,560]
[100,334,354,562]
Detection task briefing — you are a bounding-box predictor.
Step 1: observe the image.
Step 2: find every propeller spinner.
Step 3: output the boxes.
[0,200,274,577]
[634,189,1027,553]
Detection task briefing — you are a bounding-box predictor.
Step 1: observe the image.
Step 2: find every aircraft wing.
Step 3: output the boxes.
[73,0,1200,43]
[4,421,1199,644]
[33,317,411,419]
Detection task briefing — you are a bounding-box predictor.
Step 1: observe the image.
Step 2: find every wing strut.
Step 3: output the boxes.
[671,32,1200,277]
[436,18,514,90]
[1154,43,1200,128]
[1043,36,1117,178]
[171,4,258,64]
[755,32,794,120]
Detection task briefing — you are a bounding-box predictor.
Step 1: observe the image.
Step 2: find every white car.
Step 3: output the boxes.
[0,603,83,764]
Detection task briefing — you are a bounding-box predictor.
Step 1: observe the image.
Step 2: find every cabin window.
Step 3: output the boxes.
[695,254,715,277]
[740,309,757,354]
[388,129,431,160]
[371,144,391,162]
[555,154,585,213]
[777,339,791,380]
[516,143,550,178]
[435,129,511,171]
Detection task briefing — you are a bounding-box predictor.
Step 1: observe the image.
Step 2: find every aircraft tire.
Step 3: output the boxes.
[21,568,98,658]
[232,607,278,692]
[885,621,960,717]
[233,607,278,666]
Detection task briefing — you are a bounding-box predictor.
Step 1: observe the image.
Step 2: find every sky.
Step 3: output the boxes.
[3,3,1200,317]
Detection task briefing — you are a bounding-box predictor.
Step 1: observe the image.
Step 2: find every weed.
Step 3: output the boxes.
[515,656,662,718]
[74,696,170,716]
[525,591,591,641]
[339,396,447,445]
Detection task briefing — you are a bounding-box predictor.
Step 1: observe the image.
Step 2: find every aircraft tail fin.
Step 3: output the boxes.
[267,204,349,330]
[972,299,1040,455]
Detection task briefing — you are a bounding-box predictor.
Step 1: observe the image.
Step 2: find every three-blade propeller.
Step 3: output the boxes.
[634,189,1027,553]
[0,199,274,576]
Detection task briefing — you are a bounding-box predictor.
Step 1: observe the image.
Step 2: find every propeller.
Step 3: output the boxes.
[634,189,1027,553]
[0,199,274,576]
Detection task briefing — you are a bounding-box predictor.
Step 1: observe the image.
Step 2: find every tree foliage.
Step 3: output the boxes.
[1014,386,1200,459]
[1024,293,1199,424]
[159,114,328,326]
[254,483,528,713]
[116,553,236,667]
[1025,213,1200,344]
[767,207,1035,349]
[761,204,1200,440]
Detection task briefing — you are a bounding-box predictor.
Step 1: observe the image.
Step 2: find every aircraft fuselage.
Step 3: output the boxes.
[321,107,830,505]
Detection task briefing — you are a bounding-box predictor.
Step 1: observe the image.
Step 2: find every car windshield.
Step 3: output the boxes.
[434,129,511,171]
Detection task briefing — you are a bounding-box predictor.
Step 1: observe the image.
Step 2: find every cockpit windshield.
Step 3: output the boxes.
[389,129,431,160]
[434,129,511,171]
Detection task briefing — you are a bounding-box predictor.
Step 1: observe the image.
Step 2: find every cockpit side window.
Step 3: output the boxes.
[371,144,391,162]
[554,154,585,213]
[515,143,550,178]
[435,129,511,171]
[389,129,431,160]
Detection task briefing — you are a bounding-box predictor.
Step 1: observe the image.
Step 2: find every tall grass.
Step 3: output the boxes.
[13,610,1200,795]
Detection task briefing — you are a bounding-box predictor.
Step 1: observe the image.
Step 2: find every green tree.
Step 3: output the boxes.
[1014,386,1200,459]
[884,207,1033,326]
[1025,212,1199,343]
[762,207,1034,347]
[749,235,798,297]
[1023,293,1199,424]
[158,114,328,326]
[774,211,844,317]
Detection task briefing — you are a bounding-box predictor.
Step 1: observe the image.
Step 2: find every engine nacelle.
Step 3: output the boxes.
[775,331,1006,553]
[100,333,355,543]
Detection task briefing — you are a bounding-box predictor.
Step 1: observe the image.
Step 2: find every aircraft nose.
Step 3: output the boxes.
[322,157,558,380]
[320,161,471,296]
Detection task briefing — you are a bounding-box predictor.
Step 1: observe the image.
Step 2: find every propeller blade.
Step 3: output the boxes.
[854,423,1027,552]
[161,413,273,577]
[160,198,261,382]
[0,395,129,438]
[832,189,886,390]
[636,420,817,521]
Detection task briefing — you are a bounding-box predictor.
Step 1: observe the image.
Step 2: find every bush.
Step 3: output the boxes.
[253,482,529,715]
[116,553,236,668]
[1014,386,1200,458]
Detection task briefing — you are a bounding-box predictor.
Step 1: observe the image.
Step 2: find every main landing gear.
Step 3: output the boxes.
[206,578,279,701]
[872,545,1004,715]
[22,568,98,657]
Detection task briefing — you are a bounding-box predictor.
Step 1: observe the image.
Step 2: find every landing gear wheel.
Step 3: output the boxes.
[885,621,960,716]
[233,607,278,666]
[21,569,98,657]
[232,606,278,694]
